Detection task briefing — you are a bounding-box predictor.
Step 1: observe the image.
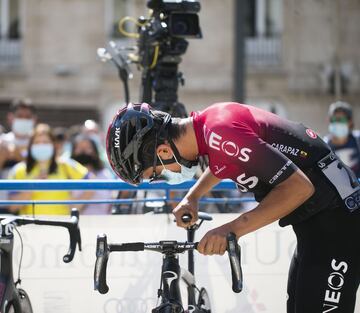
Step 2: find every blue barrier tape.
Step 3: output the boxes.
[0,197,255,206]
[0,179,237,191]
[0,179,253,206]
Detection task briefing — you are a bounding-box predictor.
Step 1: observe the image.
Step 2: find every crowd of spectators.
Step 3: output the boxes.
[0,98,359,216]
[0,98,117,215]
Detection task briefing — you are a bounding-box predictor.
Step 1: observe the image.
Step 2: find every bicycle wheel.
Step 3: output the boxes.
[6,289,33,313]
[197,288,211,313]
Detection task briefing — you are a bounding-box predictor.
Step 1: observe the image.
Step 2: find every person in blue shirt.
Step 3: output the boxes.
[324,101,360,177]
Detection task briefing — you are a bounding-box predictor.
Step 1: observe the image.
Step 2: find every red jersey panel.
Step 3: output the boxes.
[191,102,329,193]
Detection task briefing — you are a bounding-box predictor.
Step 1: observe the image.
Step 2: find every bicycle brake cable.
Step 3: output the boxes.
[14,226,24,286]
[156,270,164,307]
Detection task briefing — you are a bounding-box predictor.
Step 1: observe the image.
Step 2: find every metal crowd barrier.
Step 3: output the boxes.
[0,179,255,206]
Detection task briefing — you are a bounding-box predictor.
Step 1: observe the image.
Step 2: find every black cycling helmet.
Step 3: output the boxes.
[106,103,171,185]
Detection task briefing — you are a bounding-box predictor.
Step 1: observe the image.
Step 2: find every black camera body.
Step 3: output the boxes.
[147,0,201,38]
[134,0,202,117]
[147,0,200,13]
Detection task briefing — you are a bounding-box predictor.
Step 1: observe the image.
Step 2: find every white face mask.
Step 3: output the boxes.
[12,118,34,136]
[31,143,54,162]
[158,154,198,185]
[329,122,349,139]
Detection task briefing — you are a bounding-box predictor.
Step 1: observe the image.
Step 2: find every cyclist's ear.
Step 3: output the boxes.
[156,143,174,160]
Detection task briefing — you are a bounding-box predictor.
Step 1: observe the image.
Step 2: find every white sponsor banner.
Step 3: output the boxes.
[9,214,360,313]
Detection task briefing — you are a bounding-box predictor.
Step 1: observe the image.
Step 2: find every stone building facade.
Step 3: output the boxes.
[0,0,359,135]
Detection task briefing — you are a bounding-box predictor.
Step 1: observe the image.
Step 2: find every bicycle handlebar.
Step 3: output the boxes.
[94,234,110,294]
[227,232,243,293]
[181,214,192,224]
[94,233,242,294]
[0,208,82,263]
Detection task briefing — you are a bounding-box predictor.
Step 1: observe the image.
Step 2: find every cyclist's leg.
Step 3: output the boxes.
[290,206,360,313]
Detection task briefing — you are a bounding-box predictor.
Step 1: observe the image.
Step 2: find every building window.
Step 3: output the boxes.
[0,0,21,39]
[244,0,283,67]
[0,0,21,67]
[245,0,283,38]
[106,0,131,39]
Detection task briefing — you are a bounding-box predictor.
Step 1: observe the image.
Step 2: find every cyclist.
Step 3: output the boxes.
[106,102,360,313]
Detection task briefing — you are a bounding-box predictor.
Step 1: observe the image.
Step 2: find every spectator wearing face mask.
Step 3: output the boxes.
[71,135,114,214]
[0,98,37,179]
[324,100,360,177]
[8,124,94,215]
[53,126,72,160]
[81,119,110,168]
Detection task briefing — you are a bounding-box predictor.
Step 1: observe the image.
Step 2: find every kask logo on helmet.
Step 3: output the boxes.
[114,127,121,148]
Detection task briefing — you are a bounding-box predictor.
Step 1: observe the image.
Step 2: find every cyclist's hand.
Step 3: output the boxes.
[173,197,199,228]
[198,223,234,255]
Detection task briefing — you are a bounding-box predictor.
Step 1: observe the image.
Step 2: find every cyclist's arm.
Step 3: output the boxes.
[231,168,314,237]
[197,168,314,255]
[188,167,221,199]
[173,167,221,227]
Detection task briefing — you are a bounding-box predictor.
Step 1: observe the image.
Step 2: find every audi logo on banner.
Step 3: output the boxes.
[103,297,157,313]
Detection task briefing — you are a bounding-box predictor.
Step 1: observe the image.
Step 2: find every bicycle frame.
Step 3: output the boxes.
[0,209,81,313]
[157,241,212,312]
[0,233,25,313]
[155,241,193,312]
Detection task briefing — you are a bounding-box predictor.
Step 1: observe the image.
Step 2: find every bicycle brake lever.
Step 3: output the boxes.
[226,232,243,293]
[63,208,81,263]
[94,234,110,294]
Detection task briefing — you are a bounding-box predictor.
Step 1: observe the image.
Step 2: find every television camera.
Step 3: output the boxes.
[98,0,202,117]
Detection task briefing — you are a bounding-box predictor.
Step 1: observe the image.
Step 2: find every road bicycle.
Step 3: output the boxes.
[94,212,242,312]
[0,208,82,313]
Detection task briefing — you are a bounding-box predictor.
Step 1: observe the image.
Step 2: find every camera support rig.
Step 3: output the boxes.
[98,0,202,118]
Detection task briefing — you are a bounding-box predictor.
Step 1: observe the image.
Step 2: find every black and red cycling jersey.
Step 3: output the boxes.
[191,102,344,226]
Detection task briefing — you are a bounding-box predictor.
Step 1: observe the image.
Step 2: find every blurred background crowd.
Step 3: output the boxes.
[0,97,119,215]
[0,0,359,215]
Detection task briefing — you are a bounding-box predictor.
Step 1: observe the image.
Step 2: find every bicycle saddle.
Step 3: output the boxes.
[198,212,212,221]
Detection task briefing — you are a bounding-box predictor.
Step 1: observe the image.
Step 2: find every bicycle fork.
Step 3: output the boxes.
[153,254,183,313]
